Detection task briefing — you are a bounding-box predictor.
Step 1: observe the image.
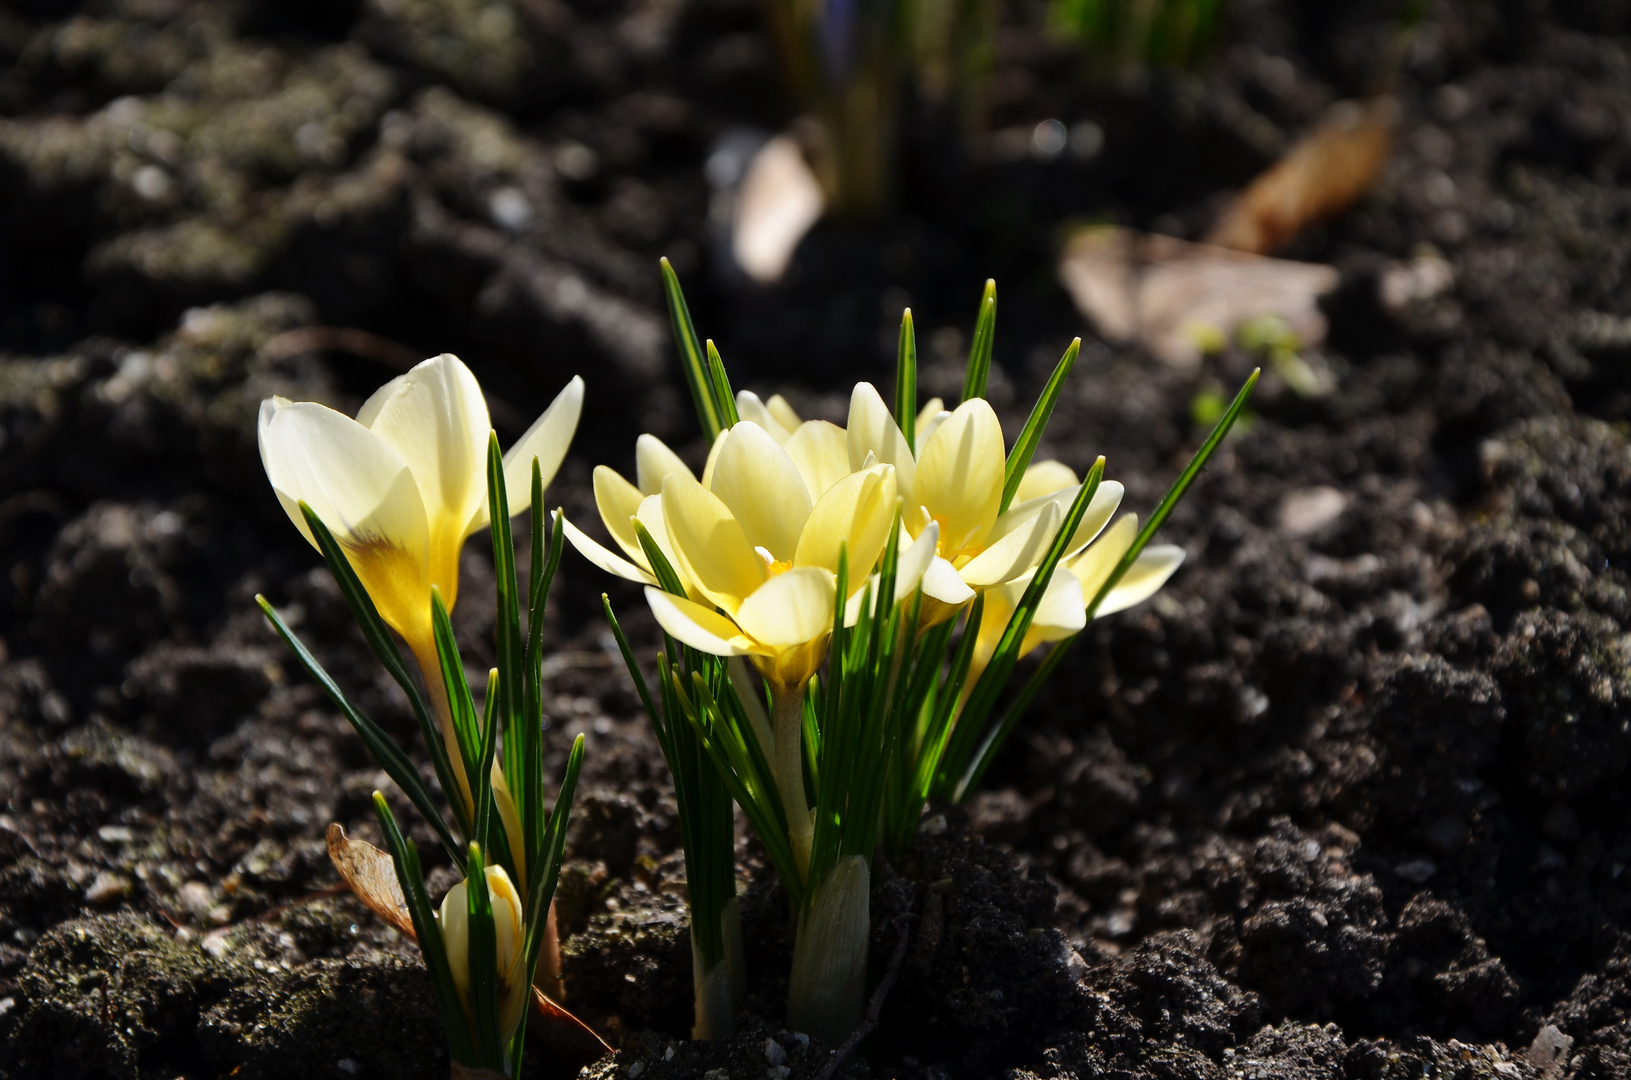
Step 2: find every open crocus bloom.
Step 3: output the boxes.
[845,384,1125,616]
[641,420,910,690]
[440,864,530,1046]
[969,512,1186,681]
[259,354,583,653]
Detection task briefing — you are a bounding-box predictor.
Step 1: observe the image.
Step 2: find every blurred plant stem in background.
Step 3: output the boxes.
[1050,0,1220,70]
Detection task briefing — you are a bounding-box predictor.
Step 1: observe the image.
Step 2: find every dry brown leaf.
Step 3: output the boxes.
[530,986,614,1066]
[327,823,418,939]
[327,824,612,1069]
[1205,98,1398,256]
[1059,226,1339,369]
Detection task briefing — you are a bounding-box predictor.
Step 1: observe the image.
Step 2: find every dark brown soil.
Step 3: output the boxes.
[2,0,1630,1077]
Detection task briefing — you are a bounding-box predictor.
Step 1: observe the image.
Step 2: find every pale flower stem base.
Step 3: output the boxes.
[788,854,870,1045]
[691,895,746,1040]
[412,637,475,822]
[771,685,814,881]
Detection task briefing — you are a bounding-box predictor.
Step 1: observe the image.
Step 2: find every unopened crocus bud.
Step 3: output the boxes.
[440,864,529,1045]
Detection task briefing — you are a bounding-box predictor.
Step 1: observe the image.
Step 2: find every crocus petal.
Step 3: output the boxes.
[645,588,759,656]
[733,567,836,648]
[915,397,1005,557]
[700,429,729,490]
[497,374,583,519]
[356,375,407,428]
[260,399,435,639]
[440,865,529,1046]
[635,494,691,590]
[635,433,695,495]
[922,555,975,604]
[784,420,852,500]
[593,465,648,566]
[847,383,917,502]
[992,480,1122,560]
[894,521,938,604]
[736,391,796,443]
[915,399,950,449]
[366,354,491,588]
[563,516,657,585]
[960,500,1060,588]
[662,472,768,613]
[1095,544,1184,616]
[767,394,802,433]
[709,421,812,563]
[1066,514,1136,603]
[1014,459,1079,503]
[793,465,896,576]
[974,569,1085,672]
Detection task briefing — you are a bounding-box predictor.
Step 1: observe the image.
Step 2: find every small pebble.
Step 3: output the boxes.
[664,1045,675,1061]
[627,1060,644,1078]
[790,1032,809,1048]
[764,1037,787,1065]
[337,1060,360,1075]
[85,870,132,905]
[97,825,134,844]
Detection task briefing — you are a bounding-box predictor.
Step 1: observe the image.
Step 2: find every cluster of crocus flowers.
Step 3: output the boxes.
[256,353,596,1077]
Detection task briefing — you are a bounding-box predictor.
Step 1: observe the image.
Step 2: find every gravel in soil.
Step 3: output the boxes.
[2,0,1631,1077]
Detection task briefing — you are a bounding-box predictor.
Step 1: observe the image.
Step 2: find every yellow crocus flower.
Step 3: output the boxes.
[439,864,530,1046]
[844,384,1126,618]
[258,353,583,809]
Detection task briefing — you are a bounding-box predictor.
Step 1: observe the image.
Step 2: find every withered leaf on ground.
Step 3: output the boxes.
[1205,97,1398,256]
[1058,226,1338,368]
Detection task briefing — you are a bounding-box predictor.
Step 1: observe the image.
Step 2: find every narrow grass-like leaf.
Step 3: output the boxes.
[372,792,475,1064]
[938,458,1105,799]
[297,503,464,840]
[465,841,502,1066]
[487,435,524,795]
[524,733,584,972]
[661,257,723,441]
[1085,369,1259,619]
[474,668,506,882]
[959,630,1074,798]
[431,589,481,793]
[961,280,997,403]
[706,341,741,430]
[1000,339,1079,512]
[895,308,918,450]
[259,597,462,863]
[634,520,689,597]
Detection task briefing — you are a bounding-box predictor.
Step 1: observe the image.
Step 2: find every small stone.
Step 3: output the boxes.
[85,871,132,905]
[1526,1025,1573,1080]
[179,881,213,916]
[765,1038,787,1065]
[790,1033,809,1048]
[664,1046,675,1061]
[0,997,15,1017]
[920,814,948,835]
[627,1060,644,1078]
[1278,486,1348,538]
[337,1060,361,1075]
[97,825,135,844]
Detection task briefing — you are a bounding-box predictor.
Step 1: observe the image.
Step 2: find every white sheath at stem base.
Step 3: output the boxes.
[788,854,870,1045]
[691,896,747,1040]
[771,686,814,881]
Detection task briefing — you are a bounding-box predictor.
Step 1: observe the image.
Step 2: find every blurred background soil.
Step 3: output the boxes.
[2,0,1631,1076]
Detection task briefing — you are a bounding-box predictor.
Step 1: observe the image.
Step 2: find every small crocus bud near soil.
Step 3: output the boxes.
[441,864,530,1049]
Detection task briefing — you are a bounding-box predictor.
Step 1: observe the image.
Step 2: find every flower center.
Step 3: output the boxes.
[755,545,793,576]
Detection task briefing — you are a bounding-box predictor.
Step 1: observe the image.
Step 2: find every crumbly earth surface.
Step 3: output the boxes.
[1,0,1629,1077]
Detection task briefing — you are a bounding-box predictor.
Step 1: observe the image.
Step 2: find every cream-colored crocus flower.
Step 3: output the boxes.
[259,354,583,810]
[845,385,1125,621]
[440,864,530,1046]
[641,419,919,876]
